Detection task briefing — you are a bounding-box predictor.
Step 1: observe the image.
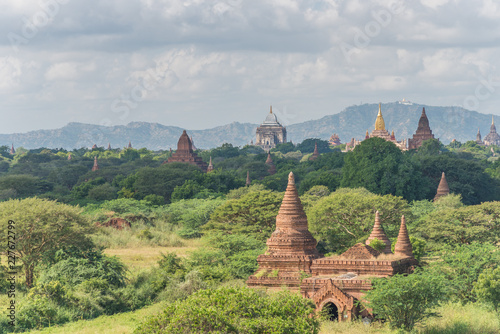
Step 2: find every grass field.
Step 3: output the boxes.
[23,302,166,334]
[103,238,202,270]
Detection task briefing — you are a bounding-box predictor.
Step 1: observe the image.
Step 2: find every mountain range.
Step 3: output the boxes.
[0,102,495,150]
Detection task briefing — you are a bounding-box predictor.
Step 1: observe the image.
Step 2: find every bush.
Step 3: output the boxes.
[135,286,320,334]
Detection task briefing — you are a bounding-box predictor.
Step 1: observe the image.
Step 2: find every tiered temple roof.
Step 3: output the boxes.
[247,172,320,289]
[394,216,413,258]
[434,172,450,201]
[329,134,341,146]
[165,130,208,172]
[483,116,500,146]
[255,106,287,151]
[408,107,435,150]
[365,211,392,254]
[367,104,407,150]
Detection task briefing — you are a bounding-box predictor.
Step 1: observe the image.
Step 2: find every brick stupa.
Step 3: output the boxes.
[309,142,320,160]
[166,130,208,172]
[408,107,435,150]
[207,156,214,173]
[394,215,413,258]
[365,211,392,254]
[265,153,277,175]
[434,172,450,201]
[92,156,99,171]
[247,172,320,289]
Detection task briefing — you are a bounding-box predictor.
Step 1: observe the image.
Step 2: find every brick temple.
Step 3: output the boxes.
[408,107,436,150]
[247,172,417,321]
[165,130,208,172]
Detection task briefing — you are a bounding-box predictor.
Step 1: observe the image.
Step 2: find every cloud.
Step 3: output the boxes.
[0,0,500,134]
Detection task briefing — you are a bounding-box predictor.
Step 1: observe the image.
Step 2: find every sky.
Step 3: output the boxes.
[1,0,500,134]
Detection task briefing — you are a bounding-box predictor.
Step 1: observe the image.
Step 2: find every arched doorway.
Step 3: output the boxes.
[321,302,339,321]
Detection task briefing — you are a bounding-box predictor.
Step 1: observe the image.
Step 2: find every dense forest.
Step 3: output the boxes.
[0,137,499,333]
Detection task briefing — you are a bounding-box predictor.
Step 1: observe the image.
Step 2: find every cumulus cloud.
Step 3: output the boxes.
[0,0,500,133]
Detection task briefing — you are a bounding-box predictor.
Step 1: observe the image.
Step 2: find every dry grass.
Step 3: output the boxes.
[103,239,202,270]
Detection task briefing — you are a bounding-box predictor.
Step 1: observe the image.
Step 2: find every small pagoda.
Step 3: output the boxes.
[309,142,320,161]
[434,172,450,201]
[408,107,436,150]
[265,153,276,175]
[165,130,208,172]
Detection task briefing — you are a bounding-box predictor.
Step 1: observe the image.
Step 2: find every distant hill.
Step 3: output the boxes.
[0,102,496,150]
[287,102,492,145]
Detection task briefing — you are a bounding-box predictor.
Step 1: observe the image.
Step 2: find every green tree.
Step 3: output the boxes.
[135,286,319,334]
[364,270,445,331]
[296,138,331,154]
[474,267,500,313]
[415,201,500,246]
[0,198,93,287]
[204,190,283,241]
[308,188,411,253]
[427,243,500,303]
[341,138,423,201]
[271,142,295,154]
[133,163,203,202]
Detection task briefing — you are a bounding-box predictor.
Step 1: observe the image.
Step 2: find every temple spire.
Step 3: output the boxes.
[365,130,369,139]
[365,211,392,254]
[270,105,272,114]
[92,156,99,171]
[207,156,214,172]
[434,172,450,201]
[394,215,414,258]
[128,141,132,148]
[246,171,251,186]
[309,142,319,160]
[375,103,386,131]
[10,144,15,155]
[67,153,72,160]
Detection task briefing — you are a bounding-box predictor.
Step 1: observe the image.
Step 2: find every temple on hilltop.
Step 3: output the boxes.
[434,172,450,201]
[329,134,341,146]
[365,103,407,150]
[408,107,436,150]
[247,172,418,321]
[255,106,287,151]
[165,130,208,172]
[483,116,500,146]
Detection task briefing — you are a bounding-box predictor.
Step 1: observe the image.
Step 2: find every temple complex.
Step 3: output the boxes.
[366,104,407,150]
[255,106,287,151]
[434,172,450,201]
[309,142,320,160]
[343,138,361,152]
[483,116,500,146]
[165,130,208,172]
[265,153,277,175]
[92,157,99,171]
[247,172,417,320]
[329,134,341,146]
[407,108,436,150]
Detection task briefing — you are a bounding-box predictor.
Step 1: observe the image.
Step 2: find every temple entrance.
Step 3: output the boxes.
[322,302,339,321]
